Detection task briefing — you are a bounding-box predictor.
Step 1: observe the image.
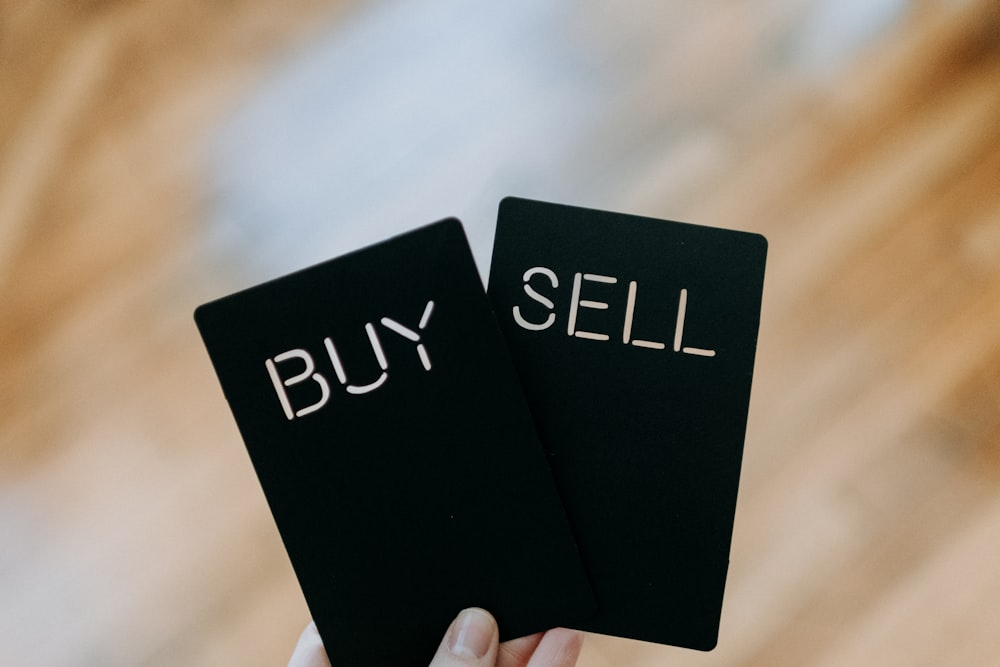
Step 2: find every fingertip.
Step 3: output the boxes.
[499,631,544,663]
[287,621,331,667]
[446,608,499,660]
[525,627,585,667]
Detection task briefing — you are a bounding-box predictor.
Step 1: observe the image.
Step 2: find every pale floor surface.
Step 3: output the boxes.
[1,1,999,665]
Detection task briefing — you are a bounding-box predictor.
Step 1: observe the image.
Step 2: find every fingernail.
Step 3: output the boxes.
[448,608,494,659]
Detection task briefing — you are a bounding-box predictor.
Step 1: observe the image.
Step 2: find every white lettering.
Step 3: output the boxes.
[568,273,616,341]
[514,268,717,358]
[513,267,558,331]
[624,280,666,349]
[270,299,437,419]
[675,288,715,357]
[265,349,330,420]
[322,324,389,396]
[381,299,435,371]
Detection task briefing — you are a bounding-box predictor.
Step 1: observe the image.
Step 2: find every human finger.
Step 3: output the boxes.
[287,621,332,667]
[497,632,544,667]
[525,628,584,667]
[427,607,500,667]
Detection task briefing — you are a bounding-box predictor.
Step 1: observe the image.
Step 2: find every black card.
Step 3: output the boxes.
[487,197,767,651]
[194,219,596,667]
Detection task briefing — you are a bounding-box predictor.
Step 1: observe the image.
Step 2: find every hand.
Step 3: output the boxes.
[287,607,584,667]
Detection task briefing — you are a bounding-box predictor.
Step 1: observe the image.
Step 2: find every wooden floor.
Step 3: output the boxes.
[1,1,998,665]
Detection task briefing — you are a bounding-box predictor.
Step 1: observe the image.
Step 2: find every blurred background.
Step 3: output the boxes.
[1,0,998,664]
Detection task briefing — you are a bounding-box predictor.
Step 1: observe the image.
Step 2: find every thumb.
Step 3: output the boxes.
[428,608,499,667]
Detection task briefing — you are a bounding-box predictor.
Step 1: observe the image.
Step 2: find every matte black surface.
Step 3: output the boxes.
[195,219,596,667]
[487,198,767,651]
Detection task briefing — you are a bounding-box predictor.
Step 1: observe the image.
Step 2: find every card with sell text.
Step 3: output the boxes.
[487,197,767,651]
[195,218,596,667]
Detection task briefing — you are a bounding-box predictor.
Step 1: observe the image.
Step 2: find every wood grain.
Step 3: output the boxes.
[1,1,997,665]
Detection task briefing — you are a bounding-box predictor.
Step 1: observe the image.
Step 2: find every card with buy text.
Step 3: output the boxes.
[194,218,597,667]
[487,197,768,650]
